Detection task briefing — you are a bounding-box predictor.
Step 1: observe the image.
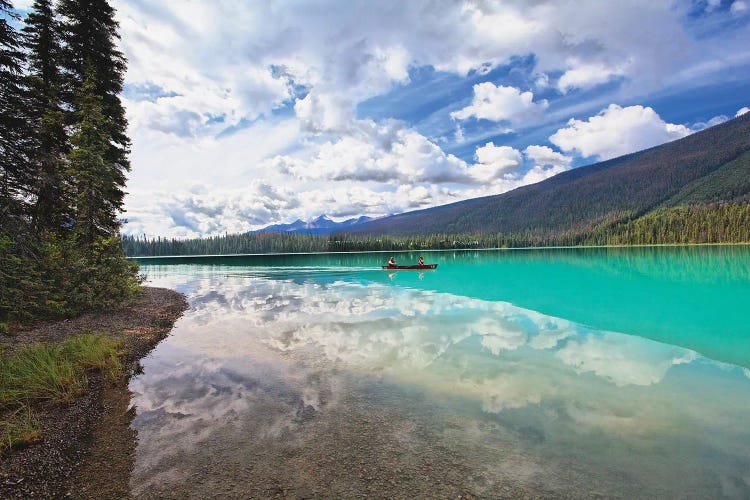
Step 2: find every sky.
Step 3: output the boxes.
[15,0,750,238]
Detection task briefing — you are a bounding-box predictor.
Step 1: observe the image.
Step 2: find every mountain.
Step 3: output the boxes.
[255,214,373,235]
[346,113,750,236]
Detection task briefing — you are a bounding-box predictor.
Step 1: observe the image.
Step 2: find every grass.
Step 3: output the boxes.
[0,333,123,452]
[0,406,41,452]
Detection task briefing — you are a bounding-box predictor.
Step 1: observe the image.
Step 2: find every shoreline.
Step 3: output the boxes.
[126,241,750,260]
[0,287,188,499]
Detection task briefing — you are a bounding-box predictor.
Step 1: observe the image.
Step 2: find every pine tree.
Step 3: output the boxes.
[58,0,129,225]
[68,64,115,245]
[23,0,69,232]
[0,0,33,233]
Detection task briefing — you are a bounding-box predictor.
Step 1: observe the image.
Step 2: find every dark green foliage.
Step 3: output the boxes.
[23,0,69,232]
[64,236,141,312]
[1,232,140,322]
[68,66,118,244]
[663,150,750,206]
[58,0,129,212]
[599,203,750,245]
[1,0,34,233]
[0,234,47,322]
[0,1,139,325]
[122,232,331,256]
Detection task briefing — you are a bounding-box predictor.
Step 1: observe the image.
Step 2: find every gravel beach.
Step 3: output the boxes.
[0,287,188,499]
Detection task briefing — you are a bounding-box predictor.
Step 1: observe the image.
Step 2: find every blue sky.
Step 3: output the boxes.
[13,0,750,237]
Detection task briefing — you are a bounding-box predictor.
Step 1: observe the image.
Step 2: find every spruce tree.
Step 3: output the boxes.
[68,64,114,245]
[58,0,129,229]
[0,0,33,233]
[23,0,69,232]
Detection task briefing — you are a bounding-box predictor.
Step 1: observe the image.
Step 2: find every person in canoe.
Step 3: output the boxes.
[417,256,424,266]
[387,256,397,267]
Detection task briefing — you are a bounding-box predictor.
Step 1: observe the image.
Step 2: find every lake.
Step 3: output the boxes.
[131,245,750,498]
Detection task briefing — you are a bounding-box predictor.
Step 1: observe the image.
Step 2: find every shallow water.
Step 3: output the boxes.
[131,246,750,498]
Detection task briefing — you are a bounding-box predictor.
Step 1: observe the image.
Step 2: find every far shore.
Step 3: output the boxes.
[0,287,188,499]
[126,241,750,260]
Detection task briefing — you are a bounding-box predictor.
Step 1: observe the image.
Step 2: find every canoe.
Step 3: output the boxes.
[381,264,438,270]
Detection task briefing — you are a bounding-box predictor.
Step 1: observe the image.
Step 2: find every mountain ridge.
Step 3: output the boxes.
[344,113,750,236]
[254,214,374,235]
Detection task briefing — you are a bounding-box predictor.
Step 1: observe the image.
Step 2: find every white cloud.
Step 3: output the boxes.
[549,104,692,160]
[737,106,750,117]
[557,61,628,93]
[523,145,572,169]
[294,92,353,134]
[472,143,523,182]
[451,83,548,124]
[454,124,465,143]
[693,114,729,131]
[731,1,747,14]
[124,182,301,238]
[265,120,472,185]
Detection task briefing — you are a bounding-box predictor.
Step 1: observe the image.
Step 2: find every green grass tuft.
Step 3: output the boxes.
[0,406,41,453]
[0,334,123,408]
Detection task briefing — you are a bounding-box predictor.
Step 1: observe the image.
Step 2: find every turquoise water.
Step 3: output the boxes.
[130,246,750,498]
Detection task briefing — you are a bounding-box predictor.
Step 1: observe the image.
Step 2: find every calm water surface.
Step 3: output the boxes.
[131,246,750,498]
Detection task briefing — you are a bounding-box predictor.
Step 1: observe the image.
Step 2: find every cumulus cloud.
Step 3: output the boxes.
[124,182,301,238]
[549,104,692,160]
[523,145,572,169]
[472,142,523,182]
[294,92,354,134]
[451,83,548,124]
[265,120,473,184]
[557,61,628,93]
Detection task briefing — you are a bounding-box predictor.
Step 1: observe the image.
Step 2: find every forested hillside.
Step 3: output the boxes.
[349,113,750,236]
[0,0,138,325]
[123,201,749,256]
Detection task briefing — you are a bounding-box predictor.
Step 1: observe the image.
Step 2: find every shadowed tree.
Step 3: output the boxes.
[23,0,70,232]
[58,0,129,229]
[0,0,33,234]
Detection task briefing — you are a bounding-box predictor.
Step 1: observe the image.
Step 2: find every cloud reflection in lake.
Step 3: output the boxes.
[130,263,750,498]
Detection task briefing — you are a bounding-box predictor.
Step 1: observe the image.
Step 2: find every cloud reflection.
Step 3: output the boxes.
[556,333,697,387]
[145,271,704,408]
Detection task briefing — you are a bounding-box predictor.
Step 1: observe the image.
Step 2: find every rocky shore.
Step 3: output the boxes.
[0,287,188,499]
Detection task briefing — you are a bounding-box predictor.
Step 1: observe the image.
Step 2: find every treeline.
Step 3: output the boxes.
[0,0,138,325]
[598,203,750,245]
[122,202,750,257]
[123,232,331,256]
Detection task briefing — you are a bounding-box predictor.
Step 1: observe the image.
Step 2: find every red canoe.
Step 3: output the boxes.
[381,264,438,270]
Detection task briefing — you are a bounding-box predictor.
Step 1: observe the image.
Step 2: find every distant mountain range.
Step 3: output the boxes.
[347,112,750,236]
[254,214,373,235]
